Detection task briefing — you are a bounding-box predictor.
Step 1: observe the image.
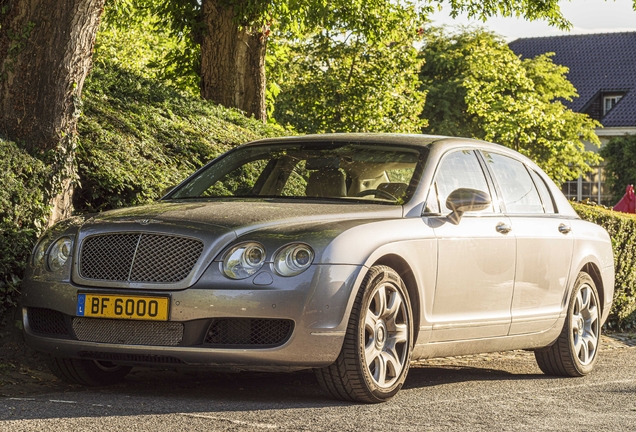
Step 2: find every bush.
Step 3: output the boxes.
[572,202,636,329]
[0,139,50,318]
[76,62,285,212]
[599,134,636,204]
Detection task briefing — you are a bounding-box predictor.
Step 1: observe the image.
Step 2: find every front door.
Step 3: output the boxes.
[425,150,516,342]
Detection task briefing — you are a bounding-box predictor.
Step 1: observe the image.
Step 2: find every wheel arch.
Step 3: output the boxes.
[580,261,605,317]
[371,254,421,344]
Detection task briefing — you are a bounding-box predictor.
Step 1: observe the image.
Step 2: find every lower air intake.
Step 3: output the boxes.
[204,318,293,347]
[28,308,68,336]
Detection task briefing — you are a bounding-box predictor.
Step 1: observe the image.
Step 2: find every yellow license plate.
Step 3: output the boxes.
[76,294,169,321]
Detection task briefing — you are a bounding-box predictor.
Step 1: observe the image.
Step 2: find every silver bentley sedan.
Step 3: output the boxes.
[22,134,614,403]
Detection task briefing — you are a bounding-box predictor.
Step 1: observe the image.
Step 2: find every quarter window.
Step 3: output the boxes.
[427,150,495,215]
[529,169,556,213]
[482,152,544,214]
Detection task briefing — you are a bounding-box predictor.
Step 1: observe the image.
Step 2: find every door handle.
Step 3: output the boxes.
[559,223,572,234]
[496,222,512,234]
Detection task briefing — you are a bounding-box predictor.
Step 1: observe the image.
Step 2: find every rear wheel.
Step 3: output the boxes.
[315,265,413,403]
[534,272,601,376]
[47,356,132,386]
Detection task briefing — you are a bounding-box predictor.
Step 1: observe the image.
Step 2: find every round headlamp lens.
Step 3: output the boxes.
[274,244,314,277]
[222,242,266,279]
[245,245,265,266]
[32,239,49,266]
[47,237,73,271]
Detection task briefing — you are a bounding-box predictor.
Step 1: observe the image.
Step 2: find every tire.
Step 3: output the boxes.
[314,265,414,403]
[534,272,601,377]
[47,356,132,386]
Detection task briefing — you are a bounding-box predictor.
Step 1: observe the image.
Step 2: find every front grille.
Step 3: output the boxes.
[72,318,184,346]
[78,351,185,364]
[205,319,293,347]
[79,233,203,283]
[28,308,68,336]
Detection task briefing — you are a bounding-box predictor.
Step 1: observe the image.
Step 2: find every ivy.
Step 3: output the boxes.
[0,138,50,317]
[75,60,285,213]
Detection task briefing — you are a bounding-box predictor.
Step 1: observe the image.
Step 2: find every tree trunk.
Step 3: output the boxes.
[200,0,267,121]
[0,0,104,225]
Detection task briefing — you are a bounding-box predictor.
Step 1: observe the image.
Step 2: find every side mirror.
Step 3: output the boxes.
[445,188,492,225]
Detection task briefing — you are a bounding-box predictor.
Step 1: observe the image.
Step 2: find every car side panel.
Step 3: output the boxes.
[324,218,438,346]
[568,218,615,325]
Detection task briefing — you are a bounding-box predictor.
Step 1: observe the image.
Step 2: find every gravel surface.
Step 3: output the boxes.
[1,334,635,431]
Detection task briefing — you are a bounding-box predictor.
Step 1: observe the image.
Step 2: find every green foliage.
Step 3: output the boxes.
[0,138,50,317]
[272,22,427,133]
[573,202,636,329]
[103,0,571,109]
[75,61,285,213]
[599,134,636,203]
[96,2,199,94]
[419,27,601,186]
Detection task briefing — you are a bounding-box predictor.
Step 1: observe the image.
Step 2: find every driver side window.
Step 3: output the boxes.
[426,150,495,215]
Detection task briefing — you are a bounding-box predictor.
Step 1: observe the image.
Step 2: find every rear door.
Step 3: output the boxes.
[480,151,573,335]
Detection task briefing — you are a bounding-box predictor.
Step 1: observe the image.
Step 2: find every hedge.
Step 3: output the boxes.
[75,62,285,213]
[0,139,50,318]
[572,202,636,329]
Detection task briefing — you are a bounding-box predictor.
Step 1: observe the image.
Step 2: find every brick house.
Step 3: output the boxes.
[509,32,636,205]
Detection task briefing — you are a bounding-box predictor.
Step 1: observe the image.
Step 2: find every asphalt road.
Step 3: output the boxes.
[1,343,635,431]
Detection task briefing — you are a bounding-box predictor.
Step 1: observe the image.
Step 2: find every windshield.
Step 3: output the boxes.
[168,142,429,205]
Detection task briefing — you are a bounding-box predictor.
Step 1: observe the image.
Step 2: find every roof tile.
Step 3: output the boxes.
[509,32,636,127]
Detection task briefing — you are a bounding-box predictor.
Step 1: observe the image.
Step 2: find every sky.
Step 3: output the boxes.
[429,0,636,41]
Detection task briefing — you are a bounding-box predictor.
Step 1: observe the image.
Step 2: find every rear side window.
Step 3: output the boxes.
[529,169,556,213]
[426,150,495,215]
[482,152,544,214]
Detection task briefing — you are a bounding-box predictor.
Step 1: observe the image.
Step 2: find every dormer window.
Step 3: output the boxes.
[603,94,623,115]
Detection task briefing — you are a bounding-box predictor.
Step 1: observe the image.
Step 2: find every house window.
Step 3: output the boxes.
[561,166,612,206]
[603,95,622,115]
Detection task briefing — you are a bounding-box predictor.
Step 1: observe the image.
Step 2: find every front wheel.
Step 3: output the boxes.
[315,265,414,403]
[534,272,601,376]
[47,356,132,386]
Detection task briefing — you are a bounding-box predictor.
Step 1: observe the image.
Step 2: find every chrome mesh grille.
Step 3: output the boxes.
[204,319,293,347]
[81,234,139,281]
[72,318,184,346]
[79,233,203,283]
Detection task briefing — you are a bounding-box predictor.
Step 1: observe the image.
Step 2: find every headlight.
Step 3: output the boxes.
[273,243,314,277]
[222,242,266,279]
[47,237,73,271]
[32,238,49,266]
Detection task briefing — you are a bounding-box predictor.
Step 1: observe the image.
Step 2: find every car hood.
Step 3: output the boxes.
[82,200,403,234]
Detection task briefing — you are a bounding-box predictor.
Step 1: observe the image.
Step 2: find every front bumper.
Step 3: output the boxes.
[22,264,363,370]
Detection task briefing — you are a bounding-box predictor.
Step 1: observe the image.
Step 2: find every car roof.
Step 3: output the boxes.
[247,133,446,147]
[247,133,509,152]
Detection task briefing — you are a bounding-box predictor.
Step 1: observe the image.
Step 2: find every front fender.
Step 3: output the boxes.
[323,218,437,343]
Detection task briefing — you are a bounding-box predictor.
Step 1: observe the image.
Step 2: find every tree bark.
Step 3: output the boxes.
[0,0,104,225]
[200,0,267,121]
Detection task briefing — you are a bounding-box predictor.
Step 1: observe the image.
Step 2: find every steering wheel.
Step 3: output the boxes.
[355,189,398,201]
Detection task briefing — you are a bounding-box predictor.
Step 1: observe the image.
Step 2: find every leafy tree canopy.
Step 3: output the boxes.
[271,12,426,133]
[104,0,573,96]
[419,27,601,185]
